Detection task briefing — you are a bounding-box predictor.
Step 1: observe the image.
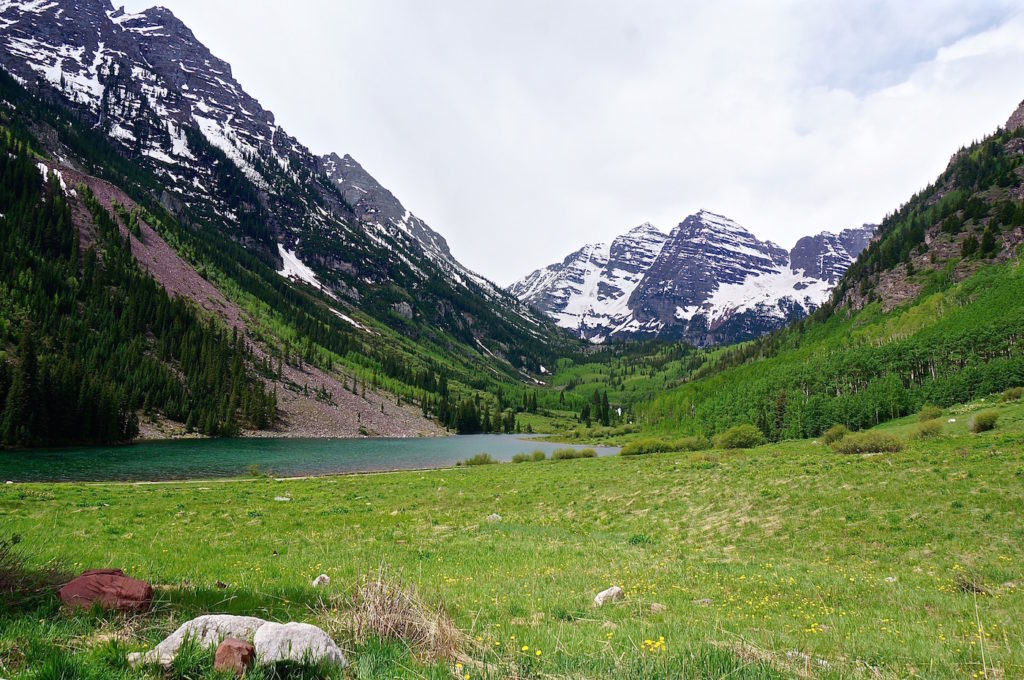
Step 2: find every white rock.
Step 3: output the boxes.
[311,573,330,587]
[253,622,347,668]
[594,585,624,606]
[5,480,12,484]
[485,513,501,523]
[128,615,267,668]
[885,576,898,583]
[274,496,291,502]
[948,418,956,423]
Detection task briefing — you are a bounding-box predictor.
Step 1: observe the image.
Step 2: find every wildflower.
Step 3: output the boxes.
[536,650,542,656]
[522,645,529,652]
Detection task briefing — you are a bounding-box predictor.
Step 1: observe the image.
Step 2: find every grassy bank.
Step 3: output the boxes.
[1,399,1022,678]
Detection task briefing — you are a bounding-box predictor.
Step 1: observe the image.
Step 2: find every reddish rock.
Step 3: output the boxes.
[58,568,153,612]
[214,638,256,676]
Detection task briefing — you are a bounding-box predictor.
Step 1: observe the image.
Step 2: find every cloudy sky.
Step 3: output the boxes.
[122,1,1024,285]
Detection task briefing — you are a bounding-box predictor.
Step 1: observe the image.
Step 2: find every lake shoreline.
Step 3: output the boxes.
[0,434,620,484]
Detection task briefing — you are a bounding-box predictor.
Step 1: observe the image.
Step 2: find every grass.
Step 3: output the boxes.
[0,398,1022,678]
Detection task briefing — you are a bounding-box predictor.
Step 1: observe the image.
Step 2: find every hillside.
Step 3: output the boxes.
[543,102,1024,443]
[0,0,587,446]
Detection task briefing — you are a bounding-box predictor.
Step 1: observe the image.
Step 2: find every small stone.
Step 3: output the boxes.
[692,598,713,607]
[312,573,330,587]
[948,418,956,423]
[216,580,228,589]
[485,513,501,523]
[274,496,291,502]
[594,586,624,606]
[5,480,12,484]
[650,603,667,613]
[885,576,897,583]
[214,638,255,677]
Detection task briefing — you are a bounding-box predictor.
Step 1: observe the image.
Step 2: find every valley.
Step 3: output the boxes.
[0,1,1023,678]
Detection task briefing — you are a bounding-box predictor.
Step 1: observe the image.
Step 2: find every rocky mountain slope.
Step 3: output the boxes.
[0,0,558,372]
[511,210,874,345]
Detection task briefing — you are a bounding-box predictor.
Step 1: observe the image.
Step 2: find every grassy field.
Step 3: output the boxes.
[1,399,1022,679]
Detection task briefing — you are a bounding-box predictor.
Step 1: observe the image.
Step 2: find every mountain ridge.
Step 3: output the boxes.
[510,210,874,345]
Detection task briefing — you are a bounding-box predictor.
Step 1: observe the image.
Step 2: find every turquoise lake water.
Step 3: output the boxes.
[0,435,620,482]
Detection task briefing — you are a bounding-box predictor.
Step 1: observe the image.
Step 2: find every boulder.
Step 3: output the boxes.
[214,638,256,677]
[253,622,348,669]
[127,614,267,668]
[59,569,153,612]
[311,573,330,587]
[594,586,624,606]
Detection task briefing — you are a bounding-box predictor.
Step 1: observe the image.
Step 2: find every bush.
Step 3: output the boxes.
[1002,387,1023,402]
[619,438,673,456]
[970,410,999,433]
[670,435,711,452]
[820,424,849,445]
[916,419,944,438]
[713,424,765,450]
[918,405,943,422]
[552,448,597,460]
[459,453,496,466]
[831,432,903,454]
[512,450,547,463]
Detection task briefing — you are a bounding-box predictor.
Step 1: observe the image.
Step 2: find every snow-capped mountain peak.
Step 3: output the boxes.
[510,212,875,345]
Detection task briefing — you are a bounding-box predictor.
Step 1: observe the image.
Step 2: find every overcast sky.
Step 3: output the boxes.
[120,1,1024,285]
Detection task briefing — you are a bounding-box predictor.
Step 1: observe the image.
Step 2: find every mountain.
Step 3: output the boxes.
[510,210,874,345]
[0,0,576,446]
[628,99,1024,442]
[0,0,558,367]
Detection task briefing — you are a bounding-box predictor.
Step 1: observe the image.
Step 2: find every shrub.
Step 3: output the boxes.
[552,448,597,460]
[512,450,547,463]
[916,419,944,438]
[670,435,711,452]
[620,438,674,456]
[918,405,943,422]
[713,424,765,450]
[970,410,999,433]
[820,424,849,445]
[1001,387,1023,402]
[459,453,496,466]
[831,432,903,454]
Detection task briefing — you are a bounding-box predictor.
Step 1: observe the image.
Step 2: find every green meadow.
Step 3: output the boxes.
[1,397,1023,679]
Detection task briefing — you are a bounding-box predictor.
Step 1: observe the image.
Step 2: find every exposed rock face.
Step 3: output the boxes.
[1007,99,1024,132]
[58,569,153,612]
[253,622,348,669]
[214,638,256,677]
[511,210,875,345]
[790,225,875,283]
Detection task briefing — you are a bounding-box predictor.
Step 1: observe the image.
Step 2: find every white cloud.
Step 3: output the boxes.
[120,1,1024,284]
